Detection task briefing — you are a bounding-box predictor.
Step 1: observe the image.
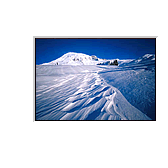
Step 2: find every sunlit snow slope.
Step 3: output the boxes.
[36,63,152,120]
[99,54,156,120]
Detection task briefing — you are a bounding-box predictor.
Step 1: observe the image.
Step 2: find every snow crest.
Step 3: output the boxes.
[36,65,151,120]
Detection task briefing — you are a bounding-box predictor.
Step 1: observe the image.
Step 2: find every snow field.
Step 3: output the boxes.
[36,65,151,120]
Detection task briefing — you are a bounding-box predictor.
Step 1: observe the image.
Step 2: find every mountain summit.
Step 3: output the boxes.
[42,52,105,65]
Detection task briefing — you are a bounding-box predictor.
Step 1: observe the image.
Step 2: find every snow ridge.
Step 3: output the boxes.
[36,65,151,120]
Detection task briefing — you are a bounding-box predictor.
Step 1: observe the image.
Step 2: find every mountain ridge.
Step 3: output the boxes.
[41,52,132,66]
[41,52,155,66]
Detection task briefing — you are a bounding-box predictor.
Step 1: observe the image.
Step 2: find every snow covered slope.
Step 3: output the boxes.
[132,54,155,63]
[100,54,156,120]
[118,59,134,66]
[121,54,155,67]
[36,65,151,120]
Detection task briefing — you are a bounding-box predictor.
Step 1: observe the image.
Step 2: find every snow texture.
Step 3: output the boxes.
[36,53,155,120]
[100,54,156,120]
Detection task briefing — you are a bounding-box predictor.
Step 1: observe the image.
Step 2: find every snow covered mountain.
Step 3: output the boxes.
[41,52,130,66]
[42,52,105,65]
[134,54,155,63]
[121,54,155,66]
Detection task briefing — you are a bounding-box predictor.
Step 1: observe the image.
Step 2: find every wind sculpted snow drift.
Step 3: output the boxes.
[36,53,155,120]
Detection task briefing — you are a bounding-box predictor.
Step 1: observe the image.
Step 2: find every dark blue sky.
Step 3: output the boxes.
[36,38,156,64]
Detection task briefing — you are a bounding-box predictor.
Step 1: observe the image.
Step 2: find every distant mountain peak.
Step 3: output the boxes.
[41,52,138,66]
[142,54,155,59]
[42,52,106,65]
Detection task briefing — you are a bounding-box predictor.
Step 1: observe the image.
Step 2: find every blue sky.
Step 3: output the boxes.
[36,38,156,64]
